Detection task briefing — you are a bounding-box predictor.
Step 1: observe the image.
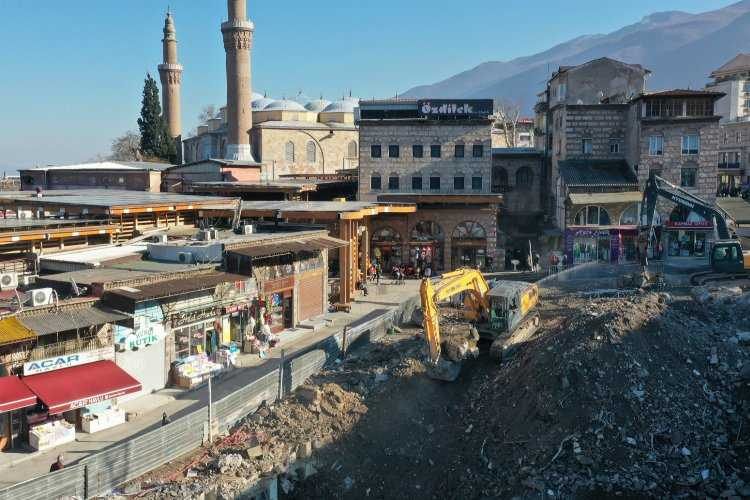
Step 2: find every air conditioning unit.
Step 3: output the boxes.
[153,234,168,244]
[242,223,254,235]
[0,273,18,291]
[177,252,193,264]
[30,288,54,307]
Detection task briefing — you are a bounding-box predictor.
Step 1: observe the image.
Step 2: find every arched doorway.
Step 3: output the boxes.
[451,221,488,270]
[410,221,444,272]
[371,227,402,270]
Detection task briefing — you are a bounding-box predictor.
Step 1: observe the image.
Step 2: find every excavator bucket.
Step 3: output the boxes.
[426,358,462,382]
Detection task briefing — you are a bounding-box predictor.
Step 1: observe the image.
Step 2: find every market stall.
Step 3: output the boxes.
[173,353,223,389]
[0,376,37,451]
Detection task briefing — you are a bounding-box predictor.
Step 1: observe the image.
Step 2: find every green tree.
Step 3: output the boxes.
[137,74,177,163]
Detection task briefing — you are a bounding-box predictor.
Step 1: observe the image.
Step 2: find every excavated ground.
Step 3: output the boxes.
[125,282,750,500]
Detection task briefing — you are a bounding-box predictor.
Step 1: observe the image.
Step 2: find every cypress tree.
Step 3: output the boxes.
[137,74,177,163]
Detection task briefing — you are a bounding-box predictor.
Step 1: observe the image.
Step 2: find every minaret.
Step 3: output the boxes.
[158,10,183,161]
[222,0,255,161]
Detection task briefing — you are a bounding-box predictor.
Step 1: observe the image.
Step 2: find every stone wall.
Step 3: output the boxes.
[492,154,543,214]
[358,121,492,202]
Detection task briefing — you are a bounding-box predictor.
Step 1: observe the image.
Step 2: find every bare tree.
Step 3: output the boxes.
[110,131,142,161]
[198,105,221,125]
[493,100,521,148]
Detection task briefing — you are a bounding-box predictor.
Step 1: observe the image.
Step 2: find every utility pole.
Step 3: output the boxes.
[207,370,213,442]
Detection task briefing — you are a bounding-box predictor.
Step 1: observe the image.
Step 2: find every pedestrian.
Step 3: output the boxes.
[424,265,432,279]
[561,253,568,269]
[162,412,171,426]
[50,454,64,472]
[374,260,381,285]
[533,253,540,272]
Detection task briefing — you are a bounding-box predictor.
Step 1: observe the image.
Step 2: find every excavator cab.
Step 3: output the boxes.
[711,240,745,274]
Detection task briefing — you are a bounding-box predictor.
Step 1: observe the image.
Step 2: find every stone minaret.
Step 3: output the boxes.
[222,0,255,161]
[158,10,183,161]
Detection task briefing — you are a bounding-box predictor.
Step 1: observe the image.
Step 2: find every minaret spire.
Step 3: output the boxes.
[158,9,183,162]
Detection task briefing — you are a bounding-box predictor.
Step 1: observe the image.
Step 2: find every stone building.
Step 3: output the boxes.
[358,98,502,271]
[19,161,171,192]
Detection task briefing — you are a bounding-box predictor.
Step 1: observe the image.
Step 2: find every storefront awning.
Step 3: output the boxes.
[0,316,37,346]
[568,192,642,205]
[0,376,36,413]
[22,360,141,414]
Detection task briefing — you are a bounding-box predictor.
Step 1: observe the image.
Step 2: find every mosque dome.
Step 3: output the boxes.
[251,96,275,110]
[321,99,357,113]
[263,99,307,111]
[305,99,332,112]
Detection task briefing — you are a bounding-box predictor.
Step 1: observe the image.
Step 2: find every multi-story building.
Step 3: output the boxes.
[707,54,750,193]
[357,98,502,271]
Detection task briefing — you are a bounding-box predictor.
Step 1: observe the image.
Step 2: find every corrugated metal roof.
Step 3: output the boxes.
[559,160,638,187]
[0,190,235,209]
[19,306,130,336]
[105,272,250,301]
[0,316,36,345]
[229,235,347,258]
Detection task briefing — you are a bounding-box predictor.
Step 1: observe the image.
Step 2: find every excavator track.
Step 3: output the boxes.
[490,313,540,361]
[690,271,750,286]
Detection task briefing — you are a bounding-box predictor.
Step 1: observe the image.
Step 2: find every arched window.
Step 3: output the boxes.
[452,221,486,240]
[516,166,533,188]
[306,141,316,163]
[492,166,509,193]
[410,221,444,242]
[348,141,358,158]
[285,141,295,163]
[573,206,611,226]
[619,204,639,225]
[372,227,401,243]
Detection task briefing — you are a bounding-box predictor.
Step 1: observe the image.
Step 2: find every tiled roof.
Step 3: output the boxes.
[711,54,750,77]
[559,160,638,187]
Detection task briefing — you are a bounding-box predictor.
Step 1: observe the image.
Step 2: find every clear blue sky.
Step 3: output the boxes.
[0,0,736,170]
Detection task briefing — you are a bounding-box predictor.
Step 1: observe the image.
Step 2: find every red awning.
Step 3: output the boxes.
[0,376,36,413]
[22,360,141,415]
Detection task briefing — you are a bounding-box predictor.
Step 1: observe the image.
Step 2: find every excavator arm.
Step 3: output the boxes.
[420,268,491,365]
[641,175,732,240]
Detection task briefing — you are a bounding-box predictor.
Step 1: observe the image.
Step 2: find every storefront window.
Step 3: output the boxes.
[668,231,706,257]
[410,221,444,271]
[451,221,488,270]
[619,204,639,225]
[372,227,403,270]
[574,206,611,226]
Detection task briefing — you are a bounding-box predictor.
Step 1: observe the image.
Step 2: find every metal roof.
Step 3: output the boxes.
[229,235,348,258]
[559,160,638,187]
[0,316,36,346]
[0,219,109,230]
[0,190,235,209]
[241,200,382,212]
[38,268,152,286]
[19,305,130,336]
[20,161,174,172]
[105,272,250,302]
[717,197,750,225]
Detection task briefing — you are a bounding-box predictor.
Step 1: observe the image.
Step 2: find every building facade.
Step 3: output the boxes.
[19,162,170,193]
[358,99,501,271]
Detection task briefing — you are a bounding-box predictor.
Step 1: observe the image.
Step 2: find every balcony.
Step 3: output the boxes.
[718,162,742,169]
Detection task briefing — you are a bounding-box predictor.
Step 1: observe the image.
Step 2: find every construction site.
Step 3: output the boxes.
[108,262,750,499]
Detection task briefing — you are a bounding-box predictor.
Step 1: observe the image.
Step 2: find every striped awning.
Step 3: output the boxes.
[0,316,36,346]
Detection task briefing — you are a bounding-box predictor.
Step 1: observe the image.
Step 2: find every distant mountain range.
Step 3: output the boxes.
[402,1,750,113]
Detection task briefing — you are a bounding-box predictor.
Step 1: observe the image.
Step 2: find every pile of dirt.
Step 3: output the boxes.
[448,290,750,498]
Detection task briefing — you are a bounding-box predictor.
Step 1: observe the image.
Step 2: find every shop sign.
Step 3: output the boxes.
[23,347,113,376]
[568,228,610,238]
[119,320,166,351]
[263,276,294,294]
[665,220,713,229]
[417,99,493,119]
[224,303,249,314]
[69,389,131,410]
[171,307,217,328]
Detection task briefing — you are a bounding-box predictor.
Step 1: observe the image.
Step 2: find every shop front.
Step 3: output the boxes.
[170,306,227,388]
[451,221,488,270]
[565,226,639,264]
[262,276,294,334]
[664,207,711,260]
[371,227,403,270]
[0,376,36,451]
[409,221,445,272]
[21,359,141,448]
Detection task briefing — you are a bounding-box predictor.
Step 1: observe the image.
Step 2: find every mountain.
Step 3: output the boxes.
[402,1,750,113]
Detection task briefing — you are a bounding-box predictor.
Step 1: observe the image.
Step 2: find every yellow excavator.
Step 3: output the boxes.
[420,268,540,381]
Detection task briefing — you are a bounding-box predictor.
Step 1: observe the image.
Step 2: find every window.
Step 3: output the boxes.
[471,176,482,190]
[557,83,566,102]
[454,144,465,158]
[645,99,681,118]
[412,145,424,158]
[491,166,509,193]
[371,145,382,158]
[430,145,441,158]
[388,145,400,158]
[473,144,484,158]
[388,175,399,190]
[649,135,664,156]
[737,131,742,144]
[609,140,620,154]
[412,176,422,191]
[285,141,295,163]
[686,99,713,117]
[306,141,316,163]
[573,206,611,226]
[681,167,697,187]
[719,152,728,165]
[619,204,639,225]
[453,176,465,190]
[516,166,533,188]
[682,134,700,155]
[348,141,358,158]
[429,176,441,190]
[724,131,729,145]
[370,174,381,190]
[582,138,593,155]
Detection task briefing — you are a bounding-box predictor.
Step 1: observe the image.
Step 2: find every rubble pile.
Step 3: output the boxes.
[453,290,750,498]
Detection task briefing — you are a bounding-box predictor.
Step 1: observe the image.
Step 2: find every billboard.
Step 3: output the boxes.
[417,99,493,119]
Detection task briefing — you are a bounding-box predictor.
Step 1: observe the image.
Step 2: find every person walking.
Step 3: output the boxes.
[374,260,381,285]
[50,454,65,472]
[162,412,171,426]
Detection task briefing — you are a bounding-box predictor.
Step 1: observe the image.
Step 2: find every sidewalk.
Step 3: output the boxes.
[0,279,420,488]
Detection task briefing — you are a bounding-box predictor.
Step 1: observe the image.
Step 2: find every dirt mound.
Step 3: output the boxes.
[452,291,750,498]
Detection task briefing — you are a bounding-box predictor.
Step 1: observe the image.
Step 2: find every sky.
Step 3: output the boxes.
[0,0,738,171]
